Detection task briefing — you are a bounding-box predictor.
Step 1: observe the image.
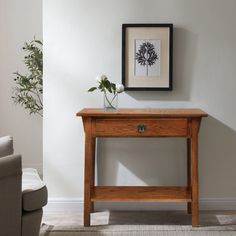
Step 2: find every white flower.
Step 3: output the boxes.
[116,83,124,93]
[96,74,107,82]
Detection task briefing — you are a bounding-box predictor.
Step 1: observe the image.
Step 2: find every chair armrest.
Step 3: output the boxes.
[0,154,22,236]
[0,154,22,179]
[0,136,14,157]
[22,168,48,211]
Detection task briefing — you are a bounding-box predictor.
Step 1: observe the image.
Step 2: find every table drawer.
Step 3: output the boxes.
[95,119,188,137]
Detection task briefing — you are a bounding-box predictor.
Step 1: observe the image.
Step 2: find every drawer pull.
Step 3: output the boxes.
[137,124,146,133]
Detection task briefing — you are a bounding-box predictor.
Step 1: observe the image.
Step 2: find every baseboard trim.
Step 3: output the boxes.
[45,198,84,213]
[44,198,236,213]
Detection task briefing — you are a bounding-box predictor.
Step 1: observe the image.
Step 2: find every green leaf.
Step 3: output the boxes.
[103,80,111,88]
[34,40,43,45]
[88,87,97,92]
[111,83,116,94]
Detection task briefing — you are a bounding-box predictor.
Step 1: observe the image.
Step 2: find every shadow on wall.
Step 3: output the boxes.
[97,115,236,198]
[126,27,198,101]
[97,137,187,186]
[199,115,236,197]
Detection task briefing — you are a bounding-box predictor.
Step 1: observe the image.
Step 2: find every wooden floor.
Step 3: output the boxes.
[42,210,236,227]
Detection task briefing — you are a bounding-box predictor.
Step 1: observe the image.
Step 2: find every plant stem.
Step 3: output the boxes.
[30,89,43,108]
[35,87,43,107]
[110,93,118,104]
[104,93,116,109]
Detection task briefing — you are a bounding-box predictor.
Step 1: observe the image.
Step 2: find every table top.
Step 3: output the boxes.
[77,108,208,118]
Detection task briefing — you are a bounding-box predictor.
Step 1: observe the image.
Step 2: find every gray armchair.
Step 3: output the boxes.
[0,136,47,236]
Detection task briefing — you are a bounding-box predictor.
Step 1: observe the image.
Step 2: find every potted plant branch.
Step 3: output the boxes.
[12,38,43,116]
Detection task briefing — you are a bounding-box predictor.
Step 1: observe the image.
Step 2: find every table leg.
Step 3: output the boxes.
[90,137,96,213]
[84,119,94,227]
[187,138,192,214]
[191,120,199,227]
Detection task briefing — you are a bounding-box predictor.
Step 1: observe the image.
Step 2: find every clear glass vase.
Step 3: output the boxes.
[104,92,118,111]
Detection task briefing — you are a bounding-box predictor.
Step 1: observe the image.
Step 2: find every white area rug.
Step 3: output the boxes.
[40,211,236,236]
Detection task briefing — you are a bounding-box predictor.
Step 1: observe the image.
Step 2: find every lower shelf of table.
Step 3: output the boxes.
[91,186,192,203]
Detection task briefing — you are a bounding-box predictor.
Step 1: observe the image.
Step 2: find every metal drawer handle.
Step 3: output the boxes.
[137,124,146,133]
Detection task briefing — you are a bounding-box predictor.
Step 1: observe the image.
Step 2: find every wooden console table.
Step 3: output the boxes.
[77,108,208,227]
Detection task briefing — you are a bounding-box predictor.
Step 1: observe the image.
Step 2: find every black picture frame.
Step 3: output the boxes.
[122,24,173,91]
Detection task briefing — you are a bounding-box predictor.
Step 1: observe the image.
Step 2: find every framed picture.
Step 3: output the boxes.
[122,24,173,91]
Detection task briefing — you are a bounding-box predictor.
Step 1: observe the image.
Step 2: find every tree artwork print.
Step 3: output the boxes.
[135,39,160,77]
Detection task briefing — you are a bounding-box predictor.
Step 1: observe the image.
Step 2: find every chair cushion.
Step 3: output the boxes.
[22,168,48,211]
[0,136,14,158]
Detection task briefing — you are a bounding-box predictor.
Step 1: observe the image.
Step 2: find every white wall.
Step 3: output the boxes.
[0,0,43,173]
[44,0,236,203]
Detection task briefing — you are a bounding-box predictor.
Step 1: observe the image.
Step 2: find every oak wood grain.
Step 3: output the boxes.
[92,186,191,202]
[78,108,207,227]
[191,118,201,227]
[95,118,188,137]
[187,138,192,214]
[83,117,93,226]
[90,137,96,213]
[77,108,208,118]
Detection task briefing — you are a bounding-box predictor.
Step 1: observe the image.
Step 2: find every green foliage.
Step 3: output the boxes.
[12,39,43,116]
[88,78,116,95]
[88,87,97,92]
[88,75,124,110]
